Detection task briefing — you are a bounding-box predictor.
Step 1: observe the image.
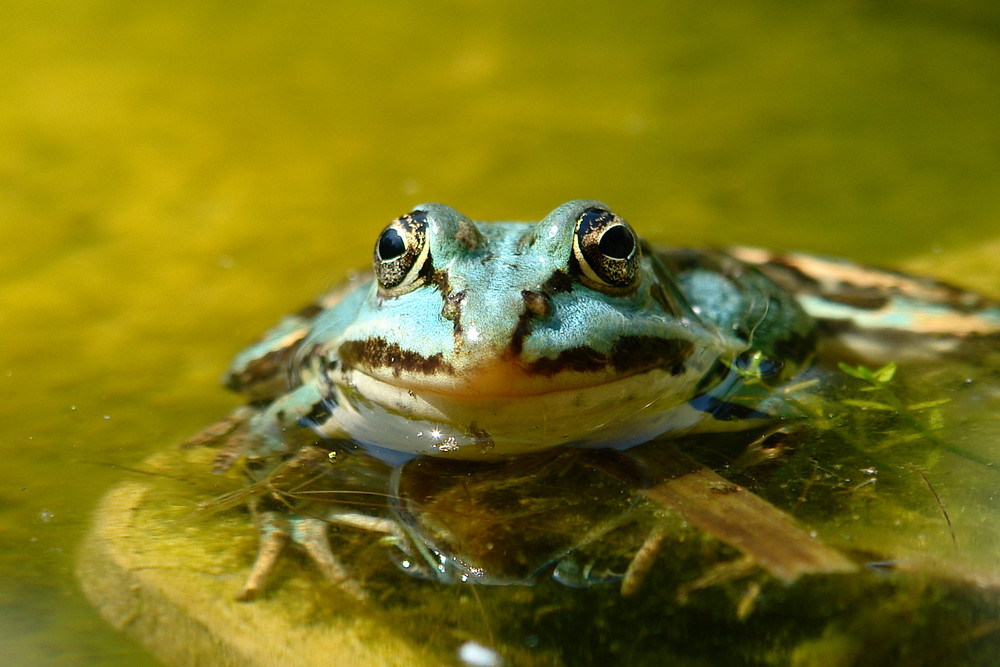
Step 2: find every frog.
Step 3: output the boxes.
[191,200,1000,600]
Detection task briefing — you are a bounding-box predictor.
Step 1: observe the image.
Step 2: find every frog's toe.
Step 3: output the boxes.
[236,512,289,601]
[289,516,366,601]
[620,522,669,596]
[236,510,369,601]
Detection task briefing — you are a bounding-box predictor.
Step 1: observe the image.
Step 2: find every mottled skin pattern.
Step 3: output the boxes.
[191,200,1000,599]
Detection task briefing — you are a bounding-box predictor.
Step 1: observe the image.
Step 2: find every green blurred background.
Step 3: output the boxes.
[2,0,999,664]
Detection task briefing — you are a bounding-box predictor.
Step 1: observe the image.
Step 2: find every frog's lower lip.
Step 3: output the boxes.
[332,362,712,458]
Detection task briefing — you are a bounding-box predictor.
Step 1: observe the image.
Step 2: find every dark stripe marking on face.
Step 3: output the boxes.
[525,336,694,377]
[340,338,455,377]
[510,289,554,355]
[338,335,693,380]
[441,289,467,338]
[507,269,576,356]
[541,269,574,296]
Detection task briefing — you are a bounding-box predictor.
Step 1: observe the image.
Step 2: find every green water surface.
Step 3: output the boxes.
[2,1,1000,665]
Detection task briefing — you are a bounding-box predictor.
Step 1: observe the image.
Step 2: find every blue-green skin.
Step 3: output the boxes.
[211,200,1000,593]
[227,200,818,465]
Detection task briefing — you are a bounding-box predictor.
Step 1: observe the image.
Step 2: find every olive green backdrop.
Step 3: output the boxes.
[2,1,999,664]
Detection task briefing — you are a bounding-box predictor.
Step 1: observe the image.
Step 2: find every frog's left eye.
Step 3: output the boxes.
[374,210,430,292]
[572,208,641,291]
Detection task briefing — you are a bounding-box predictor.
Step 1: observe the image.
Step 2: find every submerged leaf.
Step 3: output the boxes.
[840,399,896,411]
[838,361,897,386]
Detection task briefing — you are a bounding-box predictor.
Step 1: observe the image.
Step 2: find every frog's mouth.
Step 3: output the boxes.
[324,336,722,459]
[336,335,697,399]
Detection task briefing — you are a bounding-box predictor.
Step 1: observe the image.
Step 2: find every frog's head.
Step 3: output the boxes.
[319,201,738,459]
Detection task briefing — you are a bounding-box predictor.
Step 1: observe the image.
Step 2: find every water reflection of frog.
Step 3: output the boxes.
[190,201,1000,600]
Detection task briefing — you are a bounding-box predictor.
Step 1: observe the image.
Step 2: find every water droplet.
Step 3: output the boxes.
[458,641,501,667]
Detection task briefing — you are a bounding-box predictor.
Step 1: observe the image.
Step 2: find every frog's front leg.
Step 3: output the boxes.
[221,382,366,600]
[234,381,407,600]
[244,381,347,461]
[183,382,348,472]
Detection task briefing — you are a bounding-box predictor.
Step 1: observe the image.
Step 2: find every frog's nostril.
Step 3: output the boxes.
[521,290,551,319]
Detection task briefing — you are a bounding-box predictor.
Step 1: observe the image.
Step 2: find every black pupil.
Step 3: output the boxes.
[599,225,634,260]
[378,228,406,261]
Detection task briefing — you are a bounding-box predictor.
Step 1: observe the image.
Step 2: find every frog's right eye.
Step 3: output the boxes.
[572,207,641,293]
[374,210,430,292]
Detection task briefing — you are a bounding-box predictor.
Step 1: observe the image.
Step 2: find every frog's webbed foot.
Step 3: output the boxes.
[237,508,365,602]
[236,507,405,602]
[290,515,368,602]
[237,509,364,602]
[621,523,765,606]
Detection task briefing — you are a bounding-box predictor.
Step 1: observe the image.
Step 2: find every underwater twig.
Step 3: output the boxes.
[630,445,856,581]
[915,467,958,550]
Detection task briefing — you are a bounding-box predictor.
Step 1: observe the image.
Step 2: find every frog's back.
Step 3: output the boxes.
[726,247,1000,363]
[223,277,370,401]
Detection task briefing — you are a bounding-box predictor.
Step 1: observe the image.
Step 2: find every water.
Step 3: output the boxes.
[2,0,1000,664]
